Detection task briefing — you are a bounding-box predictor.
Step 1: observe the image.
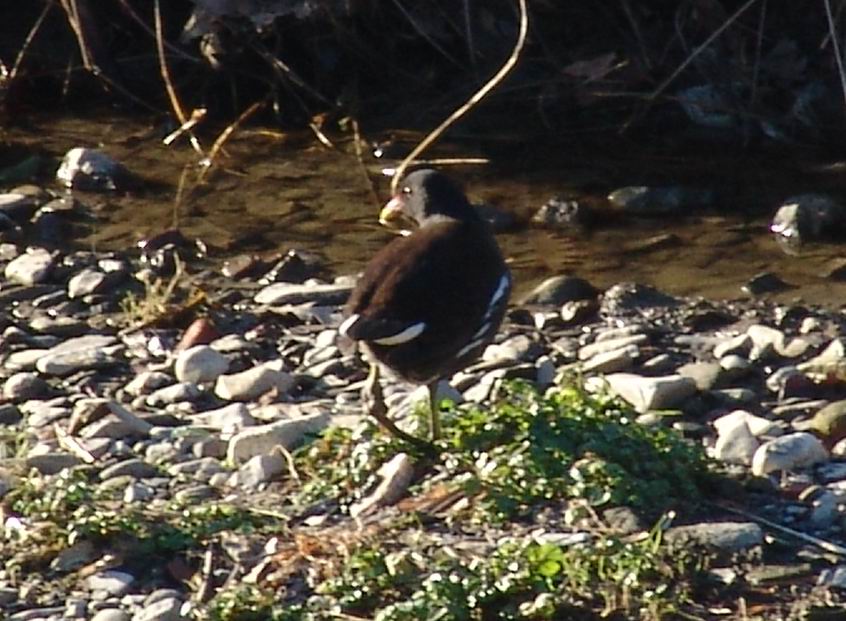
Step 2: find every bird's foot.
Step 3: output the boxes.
[363,364,432,450]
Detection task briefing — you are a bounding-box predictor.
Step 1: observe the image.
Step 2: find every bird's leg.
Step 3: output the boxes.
[428,380,441,441]
[362,363,430,448]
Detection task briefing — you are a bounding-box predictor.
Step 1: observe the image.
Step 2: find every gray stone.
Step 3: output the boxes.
[713,420,759,465]
[4,348,49,371]
[581,346,636,374]
[29,315,88,336]
[4,247,54,285]
[713,334,752,359]
[817,565,846,589]
[592,373,697,413]
[36,334,122,376]
[174,345,229,384]
[124,482,156,503]
[173,485,217,503]
[215,361,294,401]
[191,403,255,433]
[519,275,598,305]
[227,411,330,463]
[751,432,829,476]
[132,596,184,621]
[799,338,846,375]
[56,147,127,191]
[676,361,724,391]
[254,281,352,306]
[145,382,201,407]
[100,458,159,480]
[86,570,135,596]
[713,410,778,437]
[91,609,131,621]
[535,356,555,386]
[236,452,286,489]
[124,371,173,396]
[578,334,647,360]
[482,334,538,362]
[2,371,51,401]
[0,587,17,606]
[665,521,763,552]
[746,324,809,359]
[26,451,81,474]
[771,193,845,245]
[67,268,109,298]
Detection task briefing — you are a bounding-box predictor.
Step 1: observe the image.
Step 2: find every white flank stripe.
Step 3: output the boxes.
[488,273,510,312]
[373,322,426,345]
[338,313,361,338]
[471,321,492,340]
[456,337,485,359]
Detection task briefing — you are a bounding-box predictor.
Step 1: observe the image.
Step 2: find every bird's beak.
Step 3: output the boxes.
[378,195,404,227]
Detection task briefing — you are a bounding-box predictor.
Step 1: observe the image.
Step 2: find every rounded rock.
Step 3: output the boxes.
[174,345,229,384]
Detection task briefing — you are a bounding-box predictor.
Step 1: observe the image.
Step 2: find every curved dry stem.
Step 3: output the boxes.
[390,0,529,193]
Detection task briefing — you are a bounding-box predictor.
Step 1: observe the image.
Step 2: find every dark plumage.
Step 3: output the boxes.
[340,169,511,441]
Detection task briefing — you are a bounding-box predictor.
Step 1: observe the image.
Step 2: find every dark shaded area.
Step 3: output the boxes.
[2,1,846,143]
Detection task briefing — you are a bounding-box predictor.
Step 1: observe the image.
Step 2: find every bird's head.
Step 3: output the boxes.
[379,169,476,235]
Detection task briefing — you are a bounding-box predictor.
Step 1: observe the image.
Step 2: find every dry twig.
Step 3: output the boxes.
[10,0,55,82]
[390,0,530,192]
[154,0,204,155]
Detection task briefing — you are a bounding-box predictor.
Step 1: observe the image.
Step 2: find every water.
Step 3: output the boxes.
[4,112,846,307]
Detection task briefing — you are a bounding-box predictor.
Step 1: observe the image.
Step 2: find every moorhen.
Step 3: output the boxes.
[340,169,511,442]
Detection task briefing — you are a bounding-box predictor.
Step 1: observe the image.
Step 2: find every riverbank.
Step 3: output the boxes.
[2,236,846,619]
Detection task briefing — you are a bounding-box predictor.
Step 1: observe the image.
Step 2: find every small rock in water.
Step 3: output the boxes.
[742,272,791,296]
[600,282,679,315]
[520,275,599,306]
[607,185,715,215]
[532,197,592,229]
[770,193,846,250]
[56,147,130,191]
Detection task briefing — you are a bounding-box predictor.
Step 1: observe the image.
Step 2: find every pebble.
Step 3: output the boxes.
[713,420,759,465]
[145,382,201,407]
[581,346,636,374]
[174,345,229,384]
[519,275,598,305]
[91,610,131,621]
[227,411,330,463]
[751,432,829,476]
[254,281,352,305]
[36,334,121,376]
[235,452,286,489]
[578,334,647,360]
[215,361,294,401]
[99,458,159,480]
[191,402,256,433]
[4,247,54,285]
[591,373,697,413]
[665,521,763,551]
[2,371,52,401]
[67,268,110,298]
[86,570,135,596]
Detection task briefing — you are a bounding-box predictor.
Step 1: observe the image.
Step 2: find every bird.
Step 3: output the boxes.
[339,169,511,443]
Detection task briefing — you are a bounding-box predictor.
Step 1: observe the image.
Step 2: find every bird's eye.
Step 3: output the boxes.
[401,186,412,195]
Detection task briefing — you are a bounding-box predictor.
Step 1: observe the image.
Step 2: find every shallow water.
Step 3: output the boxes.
[4,113,846,307]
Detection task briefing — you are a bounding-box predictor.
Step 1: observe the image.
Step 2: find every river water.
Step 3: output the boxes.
[4,113,846,307]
